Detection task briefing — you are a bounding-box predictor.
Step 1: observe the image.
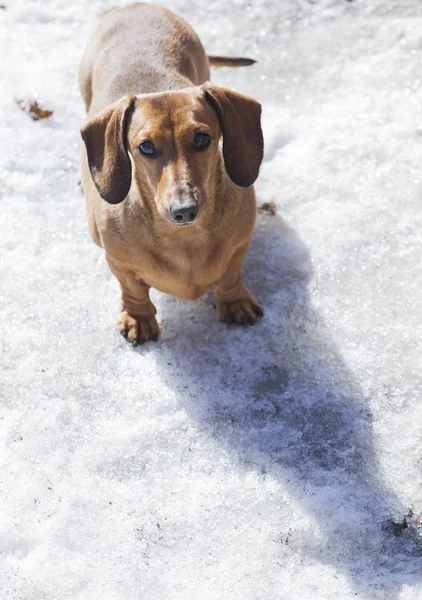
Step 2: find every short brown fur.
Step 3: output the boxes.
[79,3,264,344]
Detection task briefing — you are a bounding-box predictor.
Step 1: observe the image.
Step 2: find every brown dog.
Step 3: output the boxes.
[79,3,264,344]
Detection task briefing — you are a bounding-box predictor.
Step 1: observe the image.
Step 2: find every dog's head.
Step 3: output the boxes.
[81,84,263,227]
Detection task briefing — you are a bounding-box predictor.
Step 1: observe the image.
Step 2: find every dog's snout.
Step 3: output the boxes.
[169,201,198,224]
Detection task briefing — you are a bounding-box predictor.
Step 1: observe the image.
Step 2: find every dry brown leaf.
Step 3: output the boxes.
[0,5,7,9]
[16,98,53,121]
[258,201,277,216]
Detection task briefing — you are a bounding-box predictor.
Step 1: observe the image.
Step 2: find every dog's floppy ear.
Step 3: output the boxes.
[203,84,263,187]
[81,94,136,204]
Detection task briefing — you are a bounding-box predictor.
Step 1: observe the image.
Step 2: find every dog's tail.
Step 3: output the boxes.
[208,55,256,67]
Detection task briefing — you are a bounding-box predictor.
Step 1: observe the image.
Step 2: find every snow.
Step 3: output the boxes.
[1,0,422,598]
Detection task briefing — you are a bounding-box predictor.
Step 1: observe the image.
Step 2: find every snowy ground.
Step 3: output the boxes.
[1,0,422,598]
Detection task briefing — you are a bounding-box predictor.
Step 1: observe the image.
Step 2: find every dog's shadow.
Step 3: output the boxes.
[151,214,422,595]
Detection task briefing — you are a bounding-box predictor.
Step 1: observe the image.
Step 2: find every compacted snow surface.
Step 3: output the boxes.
[1,0,422,598]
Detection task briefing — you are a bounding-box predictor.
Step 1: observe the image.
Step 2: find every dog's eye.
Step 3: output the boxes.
[194,132,211,151]
[138,140,157,157]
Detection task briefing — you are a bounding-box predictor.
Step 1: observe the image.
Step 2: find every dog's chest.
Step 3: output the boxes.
[137,241,226,300]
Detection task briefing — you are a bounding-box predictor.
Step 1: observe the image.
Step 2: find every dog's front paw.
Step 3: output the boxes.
[117,310,160,345]
[215,297,264,326]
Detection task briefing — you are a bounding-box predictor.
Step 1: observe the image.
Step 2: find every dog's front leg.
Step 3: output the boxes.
[213,245,263,326]
[106,256,159,345]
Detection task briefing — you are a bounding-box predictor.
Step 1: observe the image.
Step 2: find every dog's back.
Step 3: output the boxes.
[79,3,210,115]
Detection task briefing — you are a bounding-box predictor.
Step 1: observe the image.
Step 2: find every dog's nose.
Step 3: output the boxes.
[169,201,198,224]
